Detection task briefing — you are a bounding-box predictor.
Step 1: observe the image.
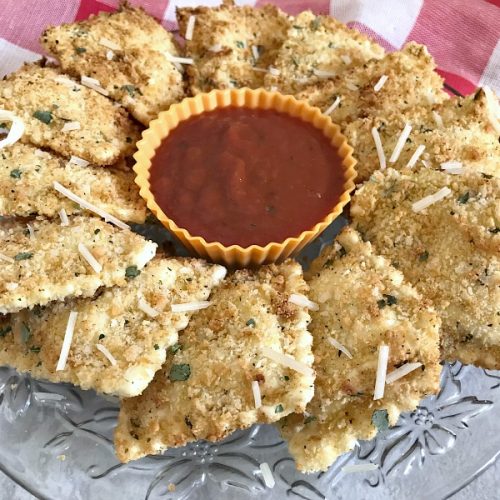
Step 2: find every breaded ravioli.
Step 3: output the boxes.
[264,11,384,95]
[0,63,140,165]
[351,168,500,368]
[280,228,441,472]
[41,4,184,125]
[177,0,290,94]
[0,216,156,313]
[344,88,500,181]
[0,258,226,397]
[296,43,446,126]
[115,261,315,462]
[0,143,145,222]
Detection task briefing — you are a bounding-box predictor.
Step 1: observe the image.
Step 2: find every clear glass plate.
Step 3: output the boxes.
[1,218,499,499]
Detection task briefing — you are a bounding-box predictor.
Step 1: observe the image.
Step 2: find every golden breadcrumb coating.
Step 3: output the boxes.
[0,258,226,397]
[115,260,314,462]
[281,227,441,472]
[41,3,184,125]
[0,63,140,165]
[177,0,290,94]
[264,11,384,95]
[0,216,156,313]
[351,167,500,368]
[0,142,145,222]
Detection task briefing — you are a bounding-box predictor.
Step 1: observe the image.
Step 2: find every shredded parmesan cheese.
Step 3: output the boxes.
[259,462,275,488]
[252,45,260,61]
[106,50,114,61]
[386,362,422,384]
[99,37,121,51]
[185,15,196,41]
[26,224,35,240]
[345,82,358,91]
[0,110,24,149]
[53,181,129,230]
[412,187,451,213]
[341,54,352,65]
[138,297,160,318]
[252,67,268,73]
[268,66,280,76]
[405,144,426,168]
[324,96,341,116]
[288,293,319,311]
[171,301,211,313]
[328,337,352,359]
[441,160,464,174]
[251,380,262,409]
[342,463,379,474]
[81,75,109,96]
[371,127,386,170]
[373,345,389,400]
[432,110,443,128]
[262,346,314,377]
[421,159,430,168]
[373,74,388,92]
[68,155,89,167]
[59,208,69,226]
[54,75,77,87]
[78,243,102,273]
[389,123,412,163]
[0,253,14,264]
[96,344,117,366]
[56,311,78,371]
[313,68,336,78]
[165,53,194,65]
[61,121,81,133]
[34,148,49,158]
[209,44,223,52]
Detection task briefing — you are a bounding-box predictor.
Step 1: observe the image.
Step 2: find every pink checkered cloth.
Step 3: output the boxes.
[0,0,498,96]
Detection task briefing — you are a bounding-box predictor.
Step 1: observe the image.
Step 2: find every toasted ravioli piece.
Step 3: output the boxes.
[296,43,446,125]
[345,88,500,181]
[0,143,145,222]
[264,11,384,95]
[351,168,500,368]
[0,216,156,313]
[0,64,140,165]
[115,261,314,462]
[177,0,290,94]
[280,228,441,472]
[0,258,226,397]
[41,4,184,125]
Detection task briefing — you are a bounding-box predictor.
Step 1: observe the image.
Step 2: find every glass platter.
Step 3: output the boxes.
[1,217,499,500]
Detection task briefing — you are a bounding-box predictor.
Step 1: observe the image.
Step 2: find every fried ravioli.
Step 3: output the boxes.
[115,260,314,462]
[296,43,446,126]
[344,88,500,181]
[264,11,384,95]
[351,167,500,368]
[0,63,140,165]
[0,216,156,313]
[0,258,226,397]
[0,143,146,222]
[280,228,441,472]
[41,4,184,125]
[177,0,290,94]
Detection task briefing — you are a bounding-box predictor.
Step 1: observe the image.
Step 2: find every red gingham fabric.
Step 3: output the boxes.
[0,0,498,96]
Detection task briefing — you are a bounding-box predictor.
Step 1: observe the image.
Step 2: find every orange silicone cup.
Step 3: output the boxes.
[133,88,357,267]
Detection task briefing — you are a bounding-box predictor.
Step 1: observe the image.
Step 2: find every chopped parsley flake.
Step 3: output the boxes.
[33,110,53,124]
[489,227,500,234]
[304,415,317,424]
[457,191,470,204]
[377,294,398,309]
[10,169,21,179]
[419,250,429,262]
[125,265,140,278]
[121,85,142,97]
[0,325,12,337]
[275,404,284,413]
[170,343,182,355]
[169,363,191,381]
[94,228,101,234]
[75,47,86,54]
[246,318,256,328]
[372,409,389,431]
[154,344,160,350]
[14,252,33,261]
[30,346,41,353]
[235,40,245,49]
[283,375,290,381]
[99,334,105,340]
[310,17,321,30]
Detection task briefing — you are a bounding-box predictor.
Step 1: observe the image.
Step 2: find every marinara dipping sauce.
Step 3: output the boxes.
[149,107,346,248]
